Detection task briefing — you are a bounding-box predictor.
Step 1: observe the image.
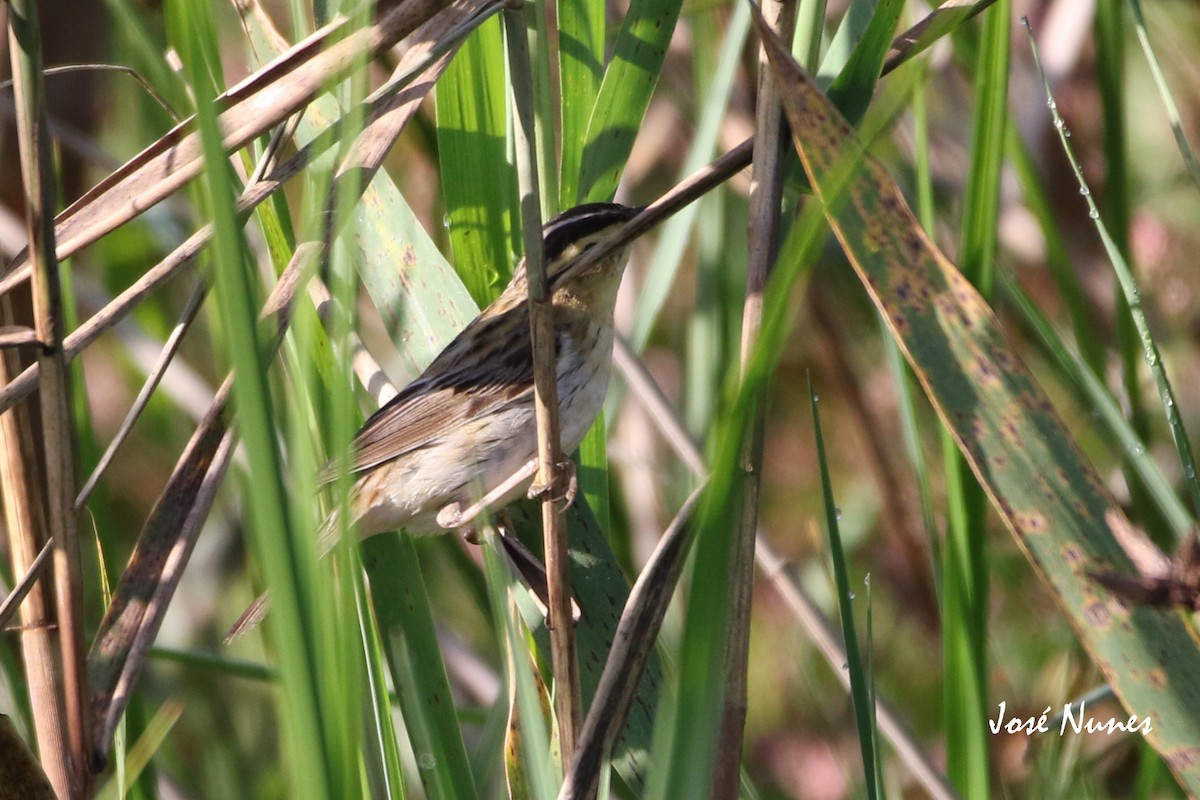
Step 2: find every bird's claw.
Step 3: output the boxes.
[527,459,577,507]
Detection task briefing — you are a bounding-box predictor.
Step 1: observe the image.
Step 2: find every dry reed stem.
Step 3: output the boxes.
[6,0,92,790]
[711,2,795,795]
[0,297,71,798]
[504,3,581,767]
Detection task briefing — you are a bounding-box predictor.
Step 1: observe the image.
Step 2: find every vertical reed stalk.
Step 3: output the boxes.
[505,2,581,768]
[5,0,91,792]
[712,1,795,796]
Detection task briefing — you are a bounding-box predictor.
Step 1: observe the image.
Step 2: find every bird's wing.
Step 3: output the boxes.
[318,303,536,484]
[331,380,532,481]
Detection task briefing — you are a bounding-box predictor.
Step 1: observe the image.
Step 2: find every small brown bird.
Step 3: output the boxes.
[324,201,640,538]
[228,203,638,639]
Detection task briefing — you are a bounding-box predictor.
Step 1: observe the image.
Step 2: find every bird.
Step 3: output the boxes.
[228,202,639,639]
[323,201,640,538]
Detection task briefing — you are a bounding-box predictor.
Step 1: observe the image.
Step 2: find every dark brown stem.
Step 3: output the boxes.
[712,2,796,796]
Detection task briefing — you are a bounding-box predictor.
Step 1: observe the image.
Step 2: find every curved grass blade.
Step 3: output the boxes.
[557,0,604,209]
[574,0,684,204]
[436,15,518,305]
[755,11,1200,794]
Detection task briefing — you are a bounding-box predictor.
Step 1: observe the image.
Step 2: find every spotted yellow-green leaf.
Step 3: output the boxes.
[504,640,556,800]
[754,11,1200,792]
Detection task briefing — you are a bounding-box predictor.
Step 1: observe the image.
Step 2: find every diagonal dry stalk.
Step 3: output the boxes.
[0,0,451,288]
[600,337,959,800]
[558,483,704,800]
[0,0,499,417]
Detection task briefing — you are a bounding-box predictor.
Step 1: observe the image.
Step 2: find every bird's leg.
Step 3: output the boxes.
[435,458,539,529]
[527,458,577,507]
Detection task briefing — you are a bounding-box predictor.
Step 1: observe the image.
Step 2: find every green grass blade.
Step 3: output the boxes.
[818,0,881,82]
[171,0,337,794]
[957,0,1008,296]
[575,0,684,203]
[883,4,940,601]
[1006,125,1104,377]
[527,7,560,214]
[557,0,605,207]
[506,497,663,794]
[758,17,1200,793]
[1129,0,1200,193]
[235,3,479,370]
[577,421,612,535]
[654,182,838,800]
[627,1,751,352]
[1029,27,1200,525]
[356,560,408,799]
[810,382,880,800]
[1094,0,1157,528]
[826,0,905,126]
[95,698,183,800]
[588,0,748,544]
[436,15,518,305]
[362,536,479,799]
[999,272,1192,545]
[483,544,556,800]
[941,2,1008,794]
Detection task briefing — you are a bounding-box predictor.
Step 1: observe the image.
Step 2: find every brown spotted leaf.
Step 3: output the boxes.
[754,11,1200,792]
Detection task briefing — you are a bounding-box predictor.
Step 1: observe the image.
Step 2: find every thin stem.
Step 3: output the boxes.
[504,2,580,768]
[0,296,71,799]
[713,0,795,796]
[6,0,92,791]
[1026,17,1200,523]
[1127,0,1200,197]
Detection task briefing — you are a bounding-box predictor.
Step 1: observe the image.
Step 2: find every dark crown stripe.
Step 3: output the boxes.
[541,202,641,265]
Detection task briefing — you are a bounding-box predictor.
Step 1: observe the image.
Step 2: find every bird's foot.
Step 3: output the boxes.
[527,459,577,508]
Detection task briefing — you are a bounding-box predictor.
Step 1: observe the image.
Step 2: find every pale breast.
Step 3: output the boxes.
[351,318,614,537]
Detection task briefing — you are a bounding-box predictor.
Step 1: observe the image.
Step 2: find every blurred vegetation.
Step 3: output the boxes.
[2,0,1200,797]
